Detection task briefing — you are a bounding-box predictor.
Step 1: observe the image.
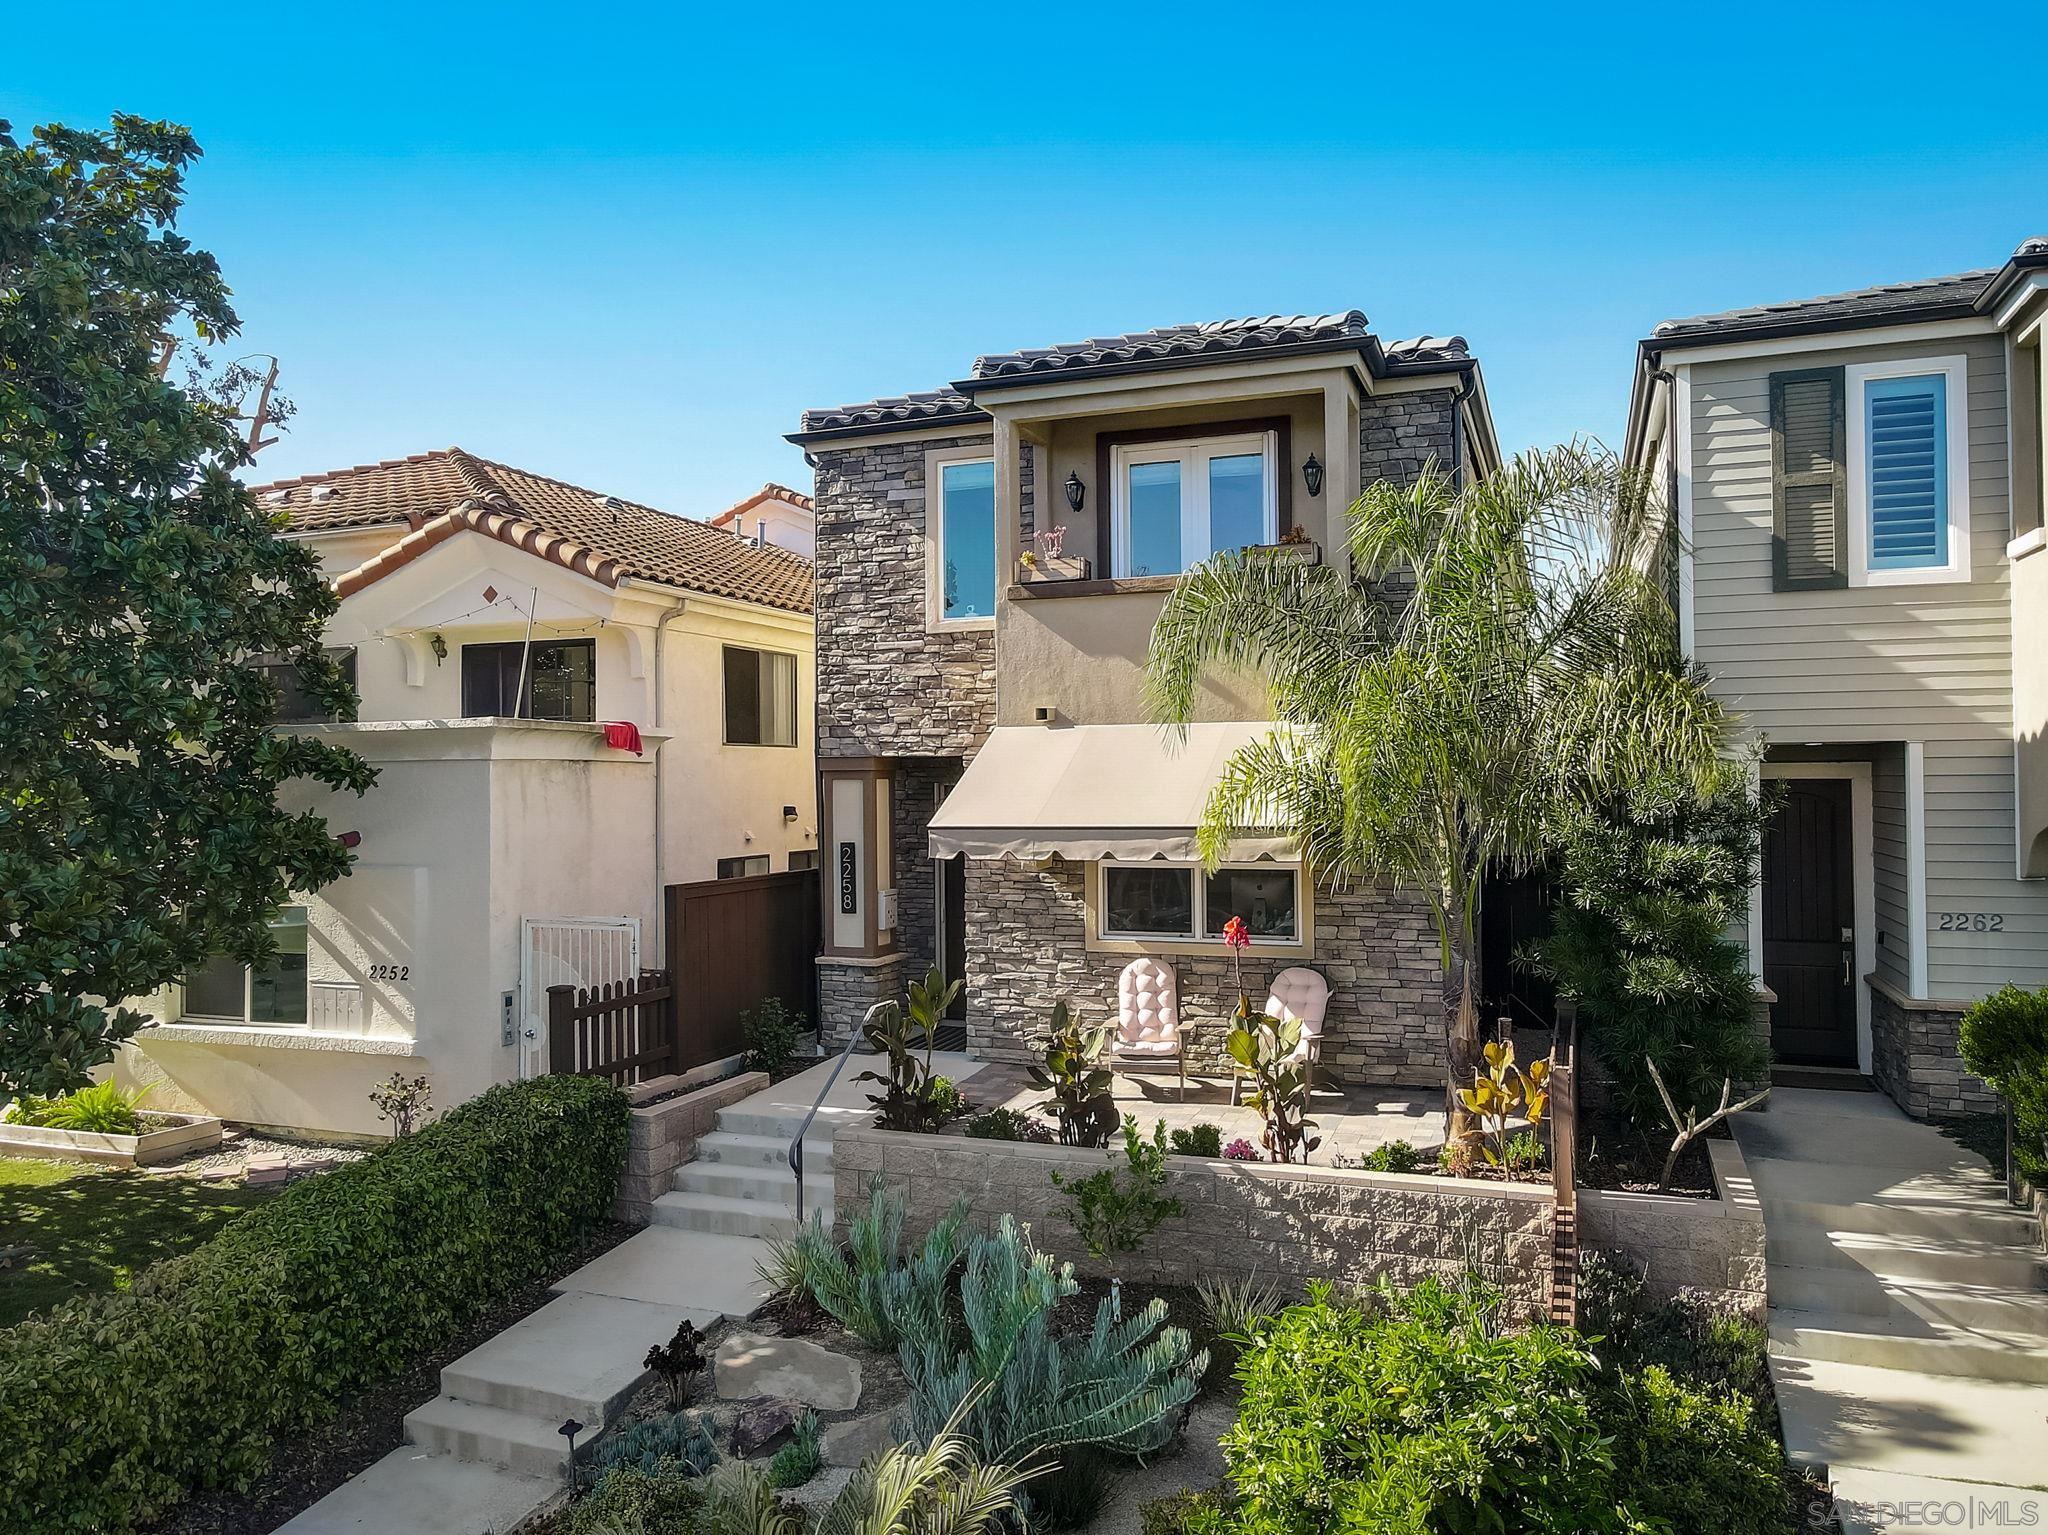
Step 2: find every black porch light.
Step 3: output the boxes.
[1302,453,1324,498]
[1063,470,1085,514]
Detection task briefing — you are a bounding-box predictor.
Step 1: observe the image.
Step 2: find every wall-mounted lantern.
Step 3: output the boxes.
[1063,471,1085,514]
[1302,454,1324,499]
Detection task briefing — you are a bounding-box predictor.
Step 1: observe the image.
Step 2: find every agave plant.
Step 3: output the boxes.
[773,1177,968,1350]
[698,1388,1031,1535]
[1225,1016,1319,1164]
[1026,1001,1117,1149]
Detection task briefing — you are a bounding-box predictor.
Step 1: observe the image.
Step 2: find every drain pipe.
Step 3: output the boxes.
[650,599,687,960]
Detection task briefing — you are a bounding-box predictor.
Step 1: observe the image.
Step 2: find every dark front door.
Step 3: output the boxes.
[939,854,968,1020]
[1762,779,1858,1067]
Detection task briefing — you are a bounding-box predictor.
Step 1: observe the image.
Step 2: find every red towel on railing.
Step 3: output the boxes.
[602,721,644,756]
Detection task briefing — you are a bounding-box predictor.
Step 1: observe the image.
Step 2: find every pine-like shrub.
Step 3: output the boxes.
[1959,984,2048,1186]
[1530,761,1773,1129]
[0,1074,629,1535]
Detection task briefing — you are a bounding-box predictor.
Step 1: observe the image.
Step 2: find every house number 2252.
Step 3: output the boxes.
[369,964,412,982]
[1936,913,2004,932]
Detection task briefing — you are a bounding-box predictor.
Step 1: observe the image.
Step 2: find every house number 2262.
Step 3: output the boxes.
[1936,913,2004,933]
[369,963,412,982]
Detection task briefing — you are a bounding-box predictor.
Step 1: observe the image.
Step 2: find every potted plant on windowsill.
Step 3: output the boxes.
[1018,525,1091,583]
[1250,525,1321,565]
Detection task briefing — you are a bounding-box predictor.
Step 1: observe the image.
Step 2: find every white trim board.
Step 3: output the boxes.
[1655,316,1996,368]
[1906,742,1929,997]
[1760,761,1877,1075]
[1674,364,1695,657]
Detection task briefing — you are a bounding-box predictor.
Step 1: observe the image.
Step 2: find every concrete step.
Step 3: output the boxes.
[712,1102,871,1140]
[1745,1155,2017,1213]
[404,1396,571,1478]
[1770,1266,2048,1330]
[271,1446,556,1535]
[551,1226,777,1319]
[1762,1192,2039,1246]
[650,1188,808,1241]
[1769,1354,2048,1492]
[672,1160,834,1205]
[438,1293,712,1424]
[697,1130,835,1172]
[1768,1227,2048,1289]
[1772,1307,2048,1384]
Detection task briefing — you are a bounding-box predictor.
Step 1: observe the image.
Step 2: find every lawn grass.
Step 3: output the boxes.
[0,1157,277,1328]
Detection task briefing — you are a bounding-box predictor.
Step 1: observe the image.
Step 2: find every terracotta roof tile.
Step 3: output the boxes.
[711,482,814,527]
[966,311,1376,381]
[255,450,811,614]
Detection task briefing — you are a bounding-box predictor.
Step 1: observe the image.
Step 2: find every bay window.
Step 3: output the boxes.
[1111,431,1278,578]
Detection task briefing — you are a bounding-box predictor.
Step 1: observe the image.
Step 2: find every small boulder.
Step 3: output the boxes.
[714,1332,862,1411]
[822,1409,899,1468]
[730,1397,802,1457]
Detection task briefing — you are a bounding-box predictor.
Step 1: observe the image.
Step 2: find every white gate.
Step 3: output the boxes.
[519,916,641,1078]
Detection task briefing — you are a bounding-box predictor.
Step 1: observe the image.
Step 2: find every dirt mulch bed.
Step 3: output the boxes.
[1577,1106,1720,1198]
[147,1218,637,1535]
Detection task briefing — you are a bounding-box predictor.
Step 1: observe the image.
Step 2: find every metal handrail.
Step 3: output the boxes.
[789,1001,892,1226]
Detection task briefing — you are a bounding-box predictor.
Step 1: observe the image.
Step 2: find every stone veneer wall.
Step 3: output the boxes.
[614,1069,769,1224]
[1869,982,1999,1118]
[812,432,1035,760]
[818,954,908,1051]
[1359,387,1460,487]
[833,1125,1554,1321]
[1576,1138,1767,1321]
[964,857,1444,1083]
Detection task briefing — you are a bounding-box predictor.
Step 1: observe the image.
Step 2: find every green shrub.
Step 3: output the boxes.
[0,1075,629,1535]
[1614,1364,1787,1535]
[925,1074,971,1125]
[1577,1250,1771,1406]
[767,1410,822,1490]
[593,1409,720,1479]
[558,1462,703,1535]
[14,1079,148,1133]
[1168,1123,1223,1158]
[1142,1486,1229,1535]
[1051,1115,1185,1258]
[740,998,808,1082]
[1959,983,2048,1185]
[1356,1139,1422,1173]
[964,1106,1053,1142]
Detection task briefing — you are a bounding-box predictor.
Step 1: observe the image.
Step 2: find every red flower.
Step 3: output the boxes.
[1222,916,1250,951]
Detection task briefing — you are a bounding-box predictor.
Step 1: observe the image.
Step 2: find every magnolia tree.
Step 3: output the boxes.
[1146,445,1730,1140]
[0,117,372,1097]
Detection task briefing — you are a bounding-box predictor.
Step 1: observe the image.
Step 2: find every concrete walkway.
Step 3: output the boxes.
[1732,1087,2048,1533]
[278,1053,958,1534]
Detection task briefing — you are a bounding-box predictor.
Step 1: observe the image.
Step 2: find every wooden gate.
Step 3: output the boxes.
[546,968,676,1085]
[664,870,821,1072]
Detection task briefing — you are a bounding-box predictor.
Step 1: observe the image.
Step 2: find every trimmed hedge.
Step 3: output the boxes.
[0,1074,629,1534]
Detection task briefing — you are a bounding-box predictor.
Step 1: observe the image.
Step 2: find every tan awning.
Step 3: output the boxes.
[928,721,1295,861]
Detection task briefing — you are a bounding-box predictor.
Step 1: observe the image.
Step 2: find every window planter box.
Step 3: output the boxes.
[1252,539,1321,565]
[1017,554,1093,584]
[0,1111,224,1168]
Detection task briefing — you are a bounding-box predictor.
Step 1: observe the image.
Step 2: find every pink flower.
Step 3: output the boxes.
[1222,916,1250,951]
[1222,1137,1259,1161]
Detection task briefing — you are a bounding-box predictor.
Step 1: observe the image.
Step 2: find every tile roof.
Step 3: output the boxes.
[255,449,811,614]
[965,311,1377,381]
[1650,269,1997,344]
[796,389,987,437]
[711,482,814,528]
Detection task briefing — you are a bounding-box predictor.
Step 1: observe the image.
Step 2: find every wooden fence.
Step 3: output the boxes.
[664,869,820,1072]
[546,968,677,1086]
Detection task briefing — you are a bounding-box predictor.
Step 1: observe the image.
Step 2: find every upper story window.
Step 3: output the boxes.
[256,647,357,723]
[182,906,308,1027]
[1111,431,1278,578]
[1769,356,1971,590]
[724,645,797,746]
[461,639,596,721]
[925,449,996,628]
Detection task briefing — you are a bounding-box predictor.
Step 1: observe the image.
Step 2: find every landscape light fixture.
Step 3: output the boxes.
[559,1418,584,1491]
[1302,454,1324,498]
[1064,471,1085,514]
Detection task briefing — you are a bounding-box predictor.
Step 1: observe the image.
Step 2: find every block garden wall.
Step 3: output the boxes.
[1577,1139,1767,1320]
[1869,980,2000,1118]
[963,855,1445,1083]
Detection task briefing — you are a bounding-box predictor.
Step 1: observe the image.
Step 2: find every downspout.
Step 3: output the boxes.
[650,599,688,961]
[1450,371,1477,489]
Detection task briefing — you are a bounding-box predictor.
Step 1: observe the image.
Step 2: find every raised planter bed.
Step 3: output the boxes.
[614,1069,769,1223]
[0,1111,223,1168]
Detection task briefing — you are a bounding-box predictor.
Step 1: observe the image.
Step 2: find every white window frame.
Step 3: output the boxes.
[177,905,312,1029]
[1109,431,1279,579]
[1846,354,1972,587]
[924,445,998,632]
[1085,858,1312,959]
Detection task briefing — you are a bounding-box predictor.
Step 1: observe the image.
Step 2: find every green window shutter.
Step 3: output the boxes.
[1770,367,1848,591]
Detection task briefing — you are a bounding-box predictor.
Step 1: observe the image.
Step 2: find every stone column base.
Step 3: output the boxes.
[1869,978,1998,1119]
[818,954,908,1050]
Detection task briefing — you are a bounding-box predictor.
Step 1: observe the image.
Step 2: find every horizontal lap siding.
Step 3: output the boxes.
[1691,335,2048,1000]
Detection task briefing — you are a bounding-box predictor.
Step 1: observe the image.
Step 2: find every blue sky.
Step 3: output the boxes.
[10,3,2045,519]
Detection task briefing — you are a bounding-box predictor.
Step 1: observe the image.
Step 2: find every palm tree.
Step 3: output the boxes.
[1145,443,1730,1139]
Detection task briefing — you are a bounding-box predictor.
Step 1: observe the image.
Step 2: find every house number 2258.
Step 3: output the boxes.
[369,964,412,982]
[1936,913,2004,932]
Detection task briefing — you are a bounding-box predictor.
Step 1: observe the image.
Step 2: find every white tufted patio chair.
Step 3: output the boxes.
[1233,966,1331,1105]
[1111,957,1186,1101]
